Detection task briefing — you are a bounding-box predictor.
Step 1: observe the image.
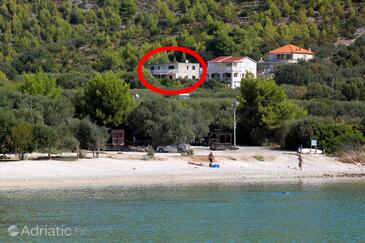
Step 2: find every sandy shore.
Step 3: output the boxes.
[0,147,364,189]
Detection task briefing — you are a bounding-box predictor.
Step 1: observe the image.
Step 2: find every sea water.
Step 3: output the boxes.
[0,181,365,242]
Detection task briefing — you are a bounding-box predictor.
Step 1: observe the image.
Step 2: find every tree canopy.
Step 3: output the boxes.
[239,74,307,144]
[20,71,61,98]
[83,71,135,126]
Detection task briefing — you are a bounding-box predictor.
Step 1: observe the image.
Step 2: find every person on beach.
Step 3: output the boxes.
[208,152,214,167]
[298,154,303,170]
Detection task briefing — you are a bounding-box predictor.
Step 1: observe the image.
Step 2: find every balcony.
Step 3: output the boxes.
[263,59,299,64]
[150,69,177,75]
[208,64,242,74]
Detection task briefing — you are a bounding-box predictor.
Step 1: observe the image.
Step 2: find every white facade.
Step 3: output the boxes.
[266,52,314,63]
[258,44,315,76]
[147,63,200,80]
[207,56,257,88]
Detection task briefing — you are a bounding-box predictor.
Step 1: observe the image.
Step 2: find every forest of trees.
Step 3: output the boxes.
[0,0,364,159]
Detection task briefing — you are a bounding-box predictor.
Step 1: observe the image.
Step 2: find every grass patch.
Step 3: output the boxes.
[253,155,265,161]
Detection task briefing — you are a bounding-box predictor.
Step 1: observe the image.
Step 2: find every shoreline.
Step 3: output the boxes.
[1,147,364,190]
[1,174,365,191]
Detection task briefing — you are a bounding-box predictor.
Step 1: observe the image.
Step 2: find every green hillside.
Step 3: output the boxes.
[0,0,364,84]
[0,0,365,158]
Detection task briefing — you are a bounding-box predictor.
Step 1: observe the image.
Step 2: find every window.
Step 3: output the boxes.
[150,66,154,71]
[158,66,160,70]
[234,73,238,77]
[168,65,174,70]
[192,76,196,79]
[192,65,196,70]
[187,65,189,70]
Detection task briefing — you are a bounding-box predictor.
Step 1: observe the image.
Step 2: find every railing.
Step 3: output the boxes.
[263,59,299,64]
[150,69,177,75]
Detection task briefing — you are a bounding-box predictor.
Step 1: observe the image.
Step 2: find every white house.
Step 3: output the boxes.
[258,44,315,76]
[207,56,257,88]
[146,62,200,80]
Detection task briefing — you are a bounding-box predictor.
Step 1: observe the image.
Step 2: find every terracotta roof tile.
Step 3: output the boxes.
[269,44,314,54]
[209,56,247,63]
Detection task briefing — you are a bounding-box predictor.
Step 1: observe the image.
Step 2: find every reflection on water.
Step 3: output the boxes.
[0,181,365,242]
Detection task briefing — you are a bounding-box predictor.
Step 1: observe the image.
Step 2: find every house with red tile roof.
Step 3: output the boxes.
[207,56,257,88]
[259,44,315,76]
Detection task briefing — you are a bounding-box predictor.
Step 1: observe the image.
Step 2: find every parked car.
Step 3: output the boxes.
[156,144,190,153]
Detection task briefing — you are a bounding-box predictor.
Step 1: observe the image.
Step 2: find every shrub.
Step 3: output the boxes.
[281,85,307,99]
[253,155,264,161]
[282,118,365,153]
[274,64,318,85]
[296,99,365,118]
[282,117,329,149]
[360,117,365,136]
[314,123,365,153]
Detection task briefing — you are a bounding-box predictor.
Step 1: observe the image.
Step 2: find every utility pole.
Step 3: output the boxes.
[232,100,240,148]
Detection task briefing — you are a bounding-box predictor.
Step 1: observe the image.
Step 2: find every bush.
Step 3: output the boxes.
[282,117,330,149]
[281,85,307,99]
[314,123,365,153]
[274,64,318,85]
[360,117,365,136]
[282,118,365,153]
[296,99,365,118]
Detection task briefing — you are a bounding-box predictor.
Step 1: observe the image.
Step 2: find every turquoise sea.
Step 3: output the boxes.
[1,181,365,242]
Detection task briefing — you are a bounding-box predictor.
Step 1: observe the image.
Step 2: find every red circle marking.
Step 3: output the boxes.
[137,46,207,95]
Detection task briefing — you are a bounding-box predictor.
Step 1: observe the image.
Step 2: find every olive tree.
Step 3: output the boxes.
[9,122,34,160]
[129,96,209,146]
[33,123,58,159]
[0,109,16,155]
[73,118,109,158]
